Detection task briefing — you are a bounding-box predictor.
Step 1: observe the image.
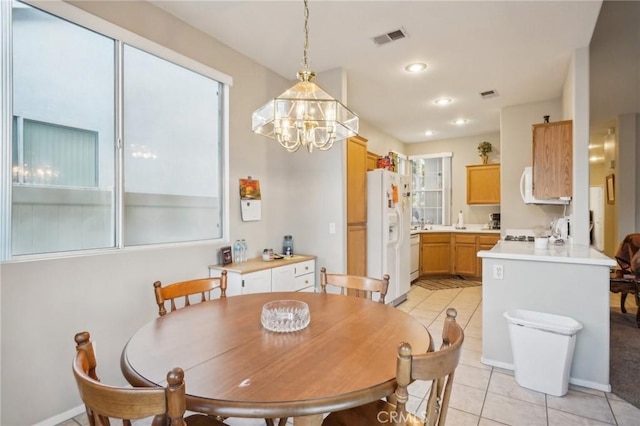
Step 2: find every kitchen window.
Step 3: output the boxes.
[410,153,452,226]
[1,1,230,260]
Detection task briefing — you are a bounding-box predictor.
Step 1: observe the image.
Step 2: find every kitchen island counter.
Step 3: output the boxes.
[479,242,615,392]
[479,240,615,266]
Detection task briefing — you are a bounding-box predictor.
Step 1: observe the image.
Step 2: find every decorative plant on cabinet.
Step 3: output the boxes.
[477,141,492,165]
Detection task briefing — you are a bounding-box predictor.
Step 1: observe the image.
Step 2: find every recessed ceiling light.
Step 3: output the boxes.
[434,98,452,106]
[453,119,468,125]
[404,63,427,73]
[425,130,436,136]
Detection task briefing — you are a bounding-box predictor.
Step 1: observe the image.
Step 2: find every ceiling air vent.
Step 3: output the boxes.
[480,90,499,99]
[372,27,407,46]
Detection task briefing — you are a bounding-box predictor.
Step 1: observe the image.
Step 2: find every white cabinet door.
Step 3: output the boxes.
[242,270,271,294]
[271,264,296,292]
[209,269,242,296]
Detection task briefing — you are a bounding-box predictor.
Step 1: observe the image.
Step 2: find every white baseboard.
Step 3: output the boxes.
[481,357,611,393]
[33,404,85,426]
[568,377,611,393]
[481,357,514,371]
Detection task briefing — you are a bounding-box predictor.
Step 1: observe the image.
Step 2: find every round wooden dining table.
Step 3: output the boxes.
[121,292,431,425]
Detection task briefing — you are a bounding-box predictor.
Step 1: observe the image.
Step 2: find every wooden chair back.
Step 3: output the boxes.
[72,331,187,426]
[154,270,227,316]
[394,308,464,426]
[320,266,389,303]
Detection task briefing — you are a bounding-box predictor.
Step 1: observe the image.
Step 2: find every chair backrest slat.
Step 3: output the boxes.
[154,271,227,316]
[320,267,389,303]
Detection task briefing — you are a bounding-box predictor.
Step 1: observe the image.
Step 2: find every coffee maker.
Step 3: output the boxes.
[490,213,500,230]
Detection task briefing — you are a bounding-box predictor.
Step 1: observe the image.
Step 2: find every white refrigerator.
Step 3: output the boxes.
[367,169,411,306]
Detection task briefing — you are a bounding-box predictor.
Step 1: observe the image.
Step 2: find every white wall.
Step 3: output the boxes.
[405,132,501,226]
[358,121,407,157]
[568,47,592,246]
[0,1,297,424]
[589,0,640,248]
[500,100,566,232]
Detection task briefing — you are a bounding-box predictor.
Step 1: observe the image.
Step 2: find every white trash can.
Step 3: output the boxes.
[504,309,583,396]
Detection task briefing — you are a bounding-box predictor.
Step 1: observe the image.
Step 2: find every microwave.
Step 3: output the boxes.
[520,167,571,205]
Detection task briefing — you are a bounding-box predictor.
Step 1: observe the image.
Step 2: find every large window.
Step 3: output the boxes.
[1,1,229,260]
[411,153,452,226]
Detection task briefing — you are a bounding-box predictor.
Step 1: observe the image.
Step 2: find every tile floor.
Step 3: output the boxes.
[61,285,640,426]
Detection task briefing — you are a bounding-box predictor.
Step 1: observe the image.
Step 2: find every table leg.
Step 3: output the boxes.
[293,414,323,426]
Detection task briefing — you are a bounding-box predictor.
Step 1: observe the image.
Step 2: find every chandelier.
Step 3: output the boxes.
[251,0,359,153]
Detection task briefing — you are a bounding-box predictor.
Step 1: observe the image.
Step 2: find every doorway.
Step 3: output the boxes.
[589,185,604,251]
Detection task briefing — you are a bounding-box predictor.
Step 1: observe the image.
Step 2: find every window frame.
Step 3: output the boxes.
[0,0,232,262]
[410,152,452,226]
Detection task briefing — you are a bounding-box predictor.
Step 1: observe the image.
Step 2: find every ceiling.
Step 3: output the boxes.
[152,0,603,144]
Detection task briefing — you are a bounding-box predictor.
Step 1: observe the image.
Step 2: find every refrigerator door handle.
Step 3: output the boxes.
[394,205,404,249]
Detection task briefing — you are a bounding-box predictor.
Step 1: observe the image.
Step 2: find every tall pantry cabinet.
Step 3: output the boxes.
[346,135,368,275]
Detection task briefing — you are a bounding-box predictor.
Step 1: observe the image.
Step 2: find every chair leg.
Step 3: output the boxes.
[634,284,640,328]
[621,292,628,313]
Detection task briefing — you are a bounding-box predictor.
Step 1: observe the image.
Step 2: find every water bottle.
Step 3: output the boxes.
[240,239,248,262]
[233,240,241,263]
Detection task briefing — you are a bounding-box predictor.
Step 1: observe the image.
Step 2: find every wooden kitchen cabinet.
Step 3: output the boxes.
[477,234,501,277]
[532,120,572,199]
[466,164,500,204]
[453,234,477,276]
[366,151,380,171]
[418,232,500,278]
[420,233,451,275]
[346,135,368,275]
[347,136,368,224]
[347,224,367,276]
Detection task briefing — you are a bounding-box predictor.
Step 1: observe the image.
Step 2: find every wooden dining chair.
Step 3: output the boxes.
[320,266,390,303]
[154,271,228,316]
[322,308,464,426]
[72,331,226,426]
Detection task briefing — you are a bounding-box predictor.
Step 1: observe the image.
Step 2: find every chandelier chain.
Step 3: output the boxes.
[302,0,309,69]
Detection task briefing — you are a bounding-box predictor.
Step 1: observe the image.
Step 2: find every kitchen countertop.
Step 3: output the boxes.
[209,254,316,274]
[411,224,500,235]
[478,240,615,267]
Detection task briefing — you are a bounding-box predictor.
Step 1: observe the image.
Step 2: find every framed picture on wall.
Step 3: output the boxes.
[606,174,615,204]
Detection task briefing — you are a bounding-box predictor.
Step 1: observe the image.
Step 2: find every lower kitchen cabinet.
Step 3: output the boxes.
[347,224,367,276]
[419,232,500,279]
[209,256,316,296]
[420,233,451,275]
[477,234,501,277]
[453,234,477,276]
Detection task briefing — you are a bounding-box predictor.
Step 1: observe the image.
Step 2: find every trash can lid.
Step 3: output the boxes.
[504,309,583,335]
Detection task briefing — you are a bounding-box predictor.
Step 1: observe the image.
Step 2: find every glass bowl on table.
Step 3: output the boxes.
[261,300,310,333]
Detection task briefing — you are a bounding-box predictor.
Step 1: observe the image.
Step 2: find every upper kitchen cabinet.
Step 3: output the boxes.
[366,151,380,171]
[466,164,500,205]
[347,135,368,224]
[532,120,572,199]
